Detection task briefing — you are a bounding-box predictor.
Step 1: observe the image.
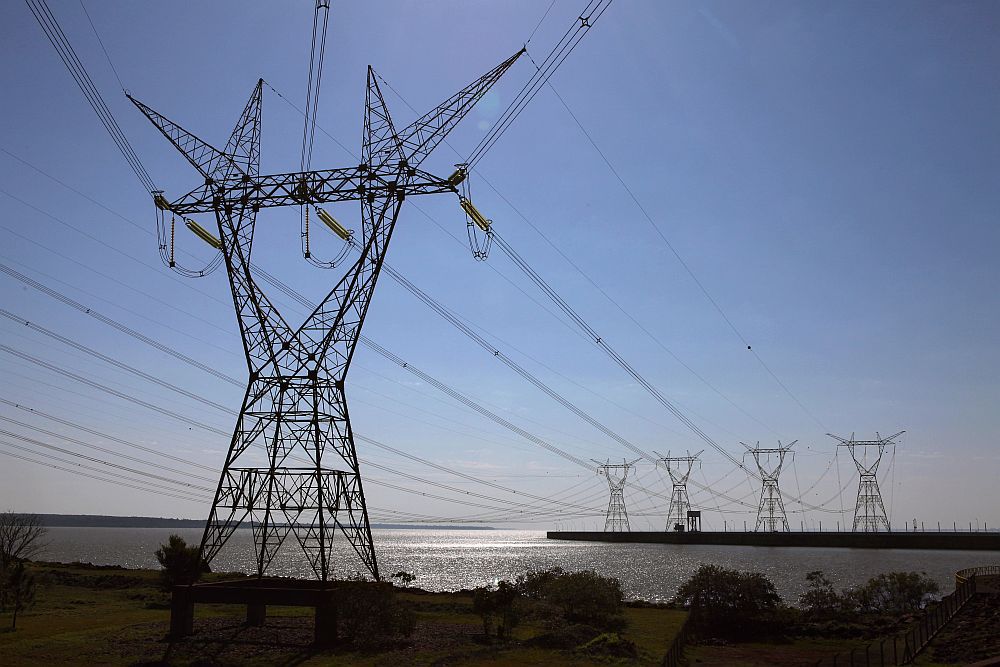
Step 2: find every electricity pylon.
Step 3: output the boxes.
[828,431,903,532]
[594,458,639,532]
[654,450,702,532]
[130,51,523,581]
[745,441,796,532]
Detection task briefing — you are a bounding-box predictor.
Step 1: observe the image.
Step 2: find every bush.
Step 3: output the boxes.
[525,623,602,649]
[847,571,940,615]
[472,580,521,640]
[153,535,209,591]
[577,632,639,659]
[799,570,845,620]
[675,564,782,639]
[390,571,416,587]
[336,579,415,642]
[517,568,626,631]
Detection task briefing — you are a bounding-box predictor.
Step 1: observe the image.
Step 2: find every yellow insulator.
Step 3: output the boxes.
[315,207,352,240]
[447,167,468,187]
[153,193,171,211]
[184,218,222,249]
[460,197,491,232]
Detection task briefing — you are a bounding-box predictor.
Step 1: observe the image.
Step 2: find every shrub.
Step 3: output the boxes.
[577,632,639,659]
[472,580,521,640]
[799,570,845,619]
[336,579,415,642]
[390,571,416,587]
[847,571,940,615]
[153,535,209,591]
[675,564,782,639]
[517,568,626,631]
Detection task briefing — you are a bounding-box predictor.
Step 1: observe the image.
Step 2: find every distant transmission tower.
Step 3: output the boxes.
[655,450,702,532]
[745,441,795,532]
[130,52,523,581]
[594,459,639,532]
[828,431,903,532]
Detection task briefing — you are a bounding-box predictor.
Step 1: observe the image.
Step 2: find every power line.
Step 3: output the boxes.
[523,51,825,430]
[25,0,155,192]
[0,446,205,504]
[466,0,614,169]
[0,397,215,474]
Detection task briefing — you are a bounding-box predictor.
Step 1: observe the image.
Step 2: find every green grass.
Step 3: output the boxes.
[0,562,688,666]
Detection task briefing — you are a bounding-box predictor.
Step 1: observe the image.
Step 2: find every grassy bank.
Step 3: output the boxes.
[0,561,687,666]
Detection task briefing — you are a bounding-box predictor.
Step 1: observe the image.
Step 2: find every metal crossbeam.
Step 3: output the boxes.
[163,167,452,215]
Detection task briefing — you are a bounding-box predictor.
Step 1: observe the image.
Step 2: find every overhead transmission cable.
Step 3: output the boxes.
[25,0,154,192]
[0,413,214,483]
[0,398,215,474]
[465,0,614,169]
[300,0,331,173]
[0,317,614,518]
[2,343,602,521]
[27,0,222,277]
[521,48,825,431]
[0,446,206,504]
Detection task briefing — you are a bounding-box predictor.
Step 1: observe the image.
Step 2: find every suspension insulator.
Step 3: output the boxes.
[185,218,222,249]
[447,166,468,187]
[304,206,311,258]
[460,197,491,232]
[153,192,171,211]
[316,207,352,240]
[169,214,176,268]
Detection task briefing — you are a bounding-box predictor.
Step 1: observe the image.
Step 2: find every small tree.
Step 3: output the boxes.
[518,568,625,631]
[799,570,844,619]
[472,580,521,640]
[335,579,415,641]
[0,512,47,613]
[676,564,782,639]
[7,560,36,630]
[154,534,209,591]
[847,571,939,615]
[390,571,416,588]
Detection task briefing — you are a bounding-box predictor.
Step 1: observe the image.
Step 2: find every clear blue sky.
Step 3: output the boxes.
[0,1,997,531]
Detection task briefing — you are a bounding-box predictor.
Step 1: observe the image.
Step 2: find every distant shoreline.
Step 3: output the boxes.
[28,513,494,531]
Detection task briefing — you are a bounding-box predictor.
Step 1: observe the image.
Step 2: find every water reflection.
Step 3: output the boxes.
[40,527,994,602]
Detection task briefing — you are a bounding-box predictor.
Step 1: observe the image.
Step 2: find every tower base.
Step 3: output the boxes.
[169,578,353,645]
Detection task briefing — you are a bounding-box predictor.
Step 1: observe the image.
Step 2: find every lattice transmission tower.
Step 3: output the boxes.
[828,431,903,532]
[745,441,796,532]
[594,459,639,532]
[654,450,702,532]
[129,51,524,581]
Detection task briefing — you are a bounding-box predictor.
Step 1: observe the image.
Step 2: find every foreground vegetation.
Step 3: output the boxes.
[0,561,687,666]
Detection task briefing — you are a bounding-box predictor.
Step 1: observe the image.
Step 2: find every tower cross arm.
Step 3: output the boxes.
[164,166,454,215]
[394,48,525,168]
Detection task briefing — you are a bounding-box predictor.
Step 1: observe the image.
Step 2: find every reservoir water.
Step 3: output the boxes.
[40,527,995,602]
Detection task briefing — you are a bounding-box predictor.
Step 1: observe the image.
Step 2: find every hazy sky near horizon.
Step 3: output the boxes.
[0,1,997,531]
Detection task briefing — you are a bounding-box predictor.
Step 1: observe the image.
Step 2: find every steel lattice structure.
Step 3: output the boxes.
[828,431,903,533]
[654,450,702,532]
[129,50,523,581]
[594,459,638,533]
[746,441,795,532]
